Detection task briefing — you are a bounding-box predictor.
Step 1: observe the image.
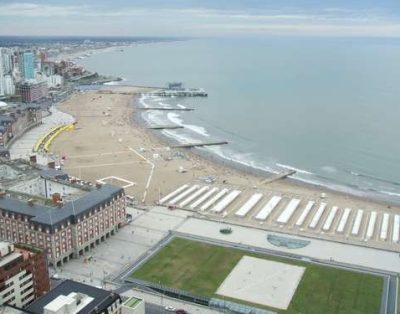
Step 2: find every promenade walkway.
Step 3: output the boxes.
[121,288,219,314]
[175,217,400,273]
[9,106,74,163]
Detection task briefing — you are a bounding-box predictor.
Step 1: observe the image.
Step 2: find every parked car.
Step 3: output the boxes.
[175,310,188,314]
[164,305,175,312]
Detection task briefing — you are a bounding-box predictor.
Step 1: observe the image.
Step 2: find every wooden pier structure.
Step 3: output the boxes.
[138,107,194,111]
[262,170,296,184]
[172,141,228,149]
[145,90,207,97]
[147,125,184,130]
[97,90,138,95]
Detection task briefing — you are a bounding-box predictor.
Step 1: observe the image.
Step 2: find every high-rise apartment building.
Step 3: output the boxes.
[0,76,4,97]
[3,76,15,96]
[0,49,16,96]
[0,53,4,96]
[17,81,48,103]
[0,242,49,308]
[18,51,35,80]
[1,49,13,75]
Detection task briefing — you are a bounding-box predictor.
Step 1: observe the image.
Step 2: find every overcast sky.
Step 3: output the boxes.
[1,0,400,37]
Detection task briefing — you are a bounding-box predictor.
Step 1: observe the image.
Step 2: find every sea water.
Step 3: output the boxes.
[80,37,400,201]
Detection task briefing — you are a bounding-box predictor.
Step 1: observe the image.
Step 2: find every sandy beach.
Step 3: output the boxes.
[48,86,400,250]
[51,87,270,202]
[50,87,397,208]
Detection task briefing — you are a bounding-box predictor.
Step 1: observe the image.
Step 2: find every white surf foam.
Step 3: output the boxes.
[103,81,120,86]
[276,163,313,175]
[167,112,210,137]
[139,94,149,108]
[158,101,172,108]
[140,97,400,203]
[103,77,127,85]
[145,111,166,125]
[204,145,277,174]
[379,190,400,197]
[204,145,400,201]
[161,129,199,144]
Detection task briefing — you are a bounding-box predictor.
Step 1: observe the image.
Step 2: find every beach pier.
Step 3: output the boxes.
[145,90,207,97]
[147,125,184,130]
[97,90,139,95]
[139,107,194,111]
[172,141,228,148]
[262,170,296,184]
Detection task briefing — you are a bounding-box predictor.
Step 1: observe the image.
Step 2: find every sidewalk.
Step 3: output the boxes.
[121,288,221,314]
[9,106,75,162]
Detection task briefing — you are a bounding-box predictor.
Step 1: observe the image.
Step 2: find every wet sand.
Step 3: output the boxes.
[50,87,400,216]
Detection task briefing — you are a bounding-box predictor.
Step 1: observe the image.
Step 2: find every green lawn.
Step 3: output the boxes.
[132,238,383,314]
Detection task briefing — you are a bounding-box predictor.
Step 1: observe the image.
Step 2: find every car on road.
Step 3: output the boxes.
[164,305,175,312]
[175,310,188,314]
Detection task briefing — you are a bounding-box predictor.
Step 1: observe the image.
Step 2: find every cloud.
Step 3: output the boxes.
[0,2,399,37]
[0,3,82,17]
[0,3,388,21]
[198,23,400,37]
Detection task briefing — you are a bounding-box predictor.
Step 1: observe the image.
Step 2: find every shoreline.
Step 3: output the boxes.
[132,94,400,208]
[48,86,400,251]
[69,39,400,206]
[49,43,137,63]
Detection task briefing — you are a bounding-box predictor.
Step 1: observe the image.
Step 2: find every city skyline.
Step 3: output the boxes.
[0,0,399,37]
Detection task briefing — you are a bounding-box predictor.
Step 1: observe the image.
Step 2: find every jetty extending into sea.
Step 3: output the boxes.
[145,89,208,97]
[172,141,228,148]
[147,125,183,130]
[139,107,194,111]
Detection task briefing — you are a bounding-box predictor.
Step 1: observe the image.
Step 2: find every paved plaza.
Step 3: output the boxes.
[52,206,400,288]
[217,256,305,310]
[51,207,190,287]
[45,206,397,312]
[161,183,400,252]
[176,217,400,273]
[9,106,75,162]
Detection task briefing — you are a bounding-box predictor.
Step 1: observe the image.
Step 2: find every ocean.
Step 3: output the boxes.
[79,37,400,202]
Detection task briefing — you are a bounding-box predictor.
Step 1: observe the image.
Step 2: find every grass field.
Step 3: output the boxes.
[132,237,383,314]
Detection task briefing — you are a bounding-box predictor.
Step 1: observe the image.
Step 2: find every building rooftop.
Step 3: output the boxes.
[0,251,21,268]
[123,297,143,309]
[0,305,30,314]
[0,160,43,189]
[39,169,69,181]
[0,242,44,268]
[0,183,123,229]
[44,293,94,314]
[0,115,15,123]
[18,80,47,87]
[26,280,121,314]
[0,159,124,230]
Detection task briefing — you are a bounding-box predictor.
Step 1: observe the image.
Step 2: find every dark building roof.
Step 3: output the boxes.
[0,184,124,230]
[21,103,42,110]
[39,169,69,181]
[26,280,121,314]
[0,304,32,314]
[18,81,47,87]
[0,115,14,123]
[0,148,10,158]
